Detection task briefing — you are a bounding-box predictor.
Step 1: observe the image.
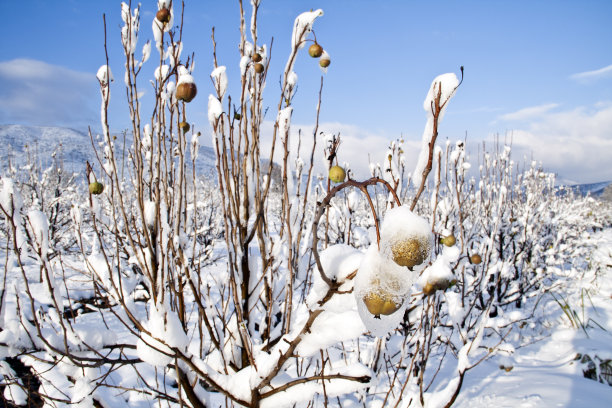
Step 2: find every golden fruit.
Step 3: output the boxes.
[363,291,401,316]
[423,276,454,296]
[156,8,171,24]
[391,237,430,269]
[89,182,104,195]
[176,82,197,102]
[179,121,190,133]
[254,63,265,74]
[423,282,435,296]
[252,53,263,62]
[470,254,482,264]
[328,165,346,183]
[309,43,323,58]
[440,235,456,247]
[319,57,331,68]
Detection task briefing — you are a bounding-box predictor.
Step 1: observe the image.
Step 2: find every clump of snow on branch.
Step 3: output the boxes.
[284,9,323,76]
[412,72,459,189]
[211,65,228,99]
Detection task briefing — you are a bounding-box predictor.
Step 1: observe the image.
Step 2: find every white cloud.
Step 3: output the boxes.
[0,59,98,126]
[498,103,559,122]
[570,63,612,82]
[491,103,612,183]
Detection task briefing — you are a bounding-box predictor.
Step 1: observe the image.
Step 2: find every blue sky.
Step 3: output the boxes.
[1,0,611,183]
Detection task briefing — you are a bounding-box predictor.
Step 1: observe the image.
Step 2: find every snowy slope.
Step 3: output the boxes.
[455,229,612,407]
[0,124,216,175]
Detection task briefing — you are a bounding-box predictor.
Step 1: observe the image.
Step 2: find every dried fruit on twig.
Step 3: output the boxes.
[179,122,190,132]
[252,53,263,62]
[309,43,323,58]
[156,8,171,24]
[440,234,456,247]
[179,121,190,133]
[319,56,331,68]
[89,182,104,195]
[176,82,197,102]
[254,63,265,74]
[329,165,346,183]
[470,253,482,264]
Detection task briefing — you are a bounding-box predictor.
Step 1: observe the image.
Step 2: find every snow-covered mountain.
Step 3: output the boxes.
[569,180,612,197]
[0,124,216,176]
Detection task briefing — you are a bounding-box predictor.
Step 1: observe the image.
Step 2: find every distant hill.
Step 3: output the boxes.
[566,180,612,197]
[0,124,216,176]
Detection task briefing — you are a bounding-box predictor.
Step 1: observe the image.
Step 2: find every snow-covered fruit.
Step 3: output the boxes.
[329,165,346,183]
[319,56,331,68]
[363,288,402,317]
[156,8,170,24]
[440,234,456,247]
[254,63,265,74]
[470,253,482,264]
[381,206,433,271]
[89,182,104,195]
[391,237,430,269]
[309,43,323,58]
[252,53,263,62]
[179,121,190,133]
[176,82,197,102]
[423,277,456,296]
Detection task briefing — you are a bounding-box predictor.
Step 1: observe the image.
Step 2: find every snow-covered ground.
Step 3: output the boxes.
[456,228,612,407]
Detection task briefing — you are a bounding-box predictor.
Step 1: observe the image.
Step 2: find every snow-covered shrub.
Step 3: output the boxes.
[2,2,612,408]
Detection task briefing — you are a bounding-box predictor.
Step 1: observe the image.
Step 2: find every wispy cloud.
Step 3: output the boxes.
[570,63,612,82]
[495,103,612,183]
[0,59,98,127]
[498,103,559,122]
